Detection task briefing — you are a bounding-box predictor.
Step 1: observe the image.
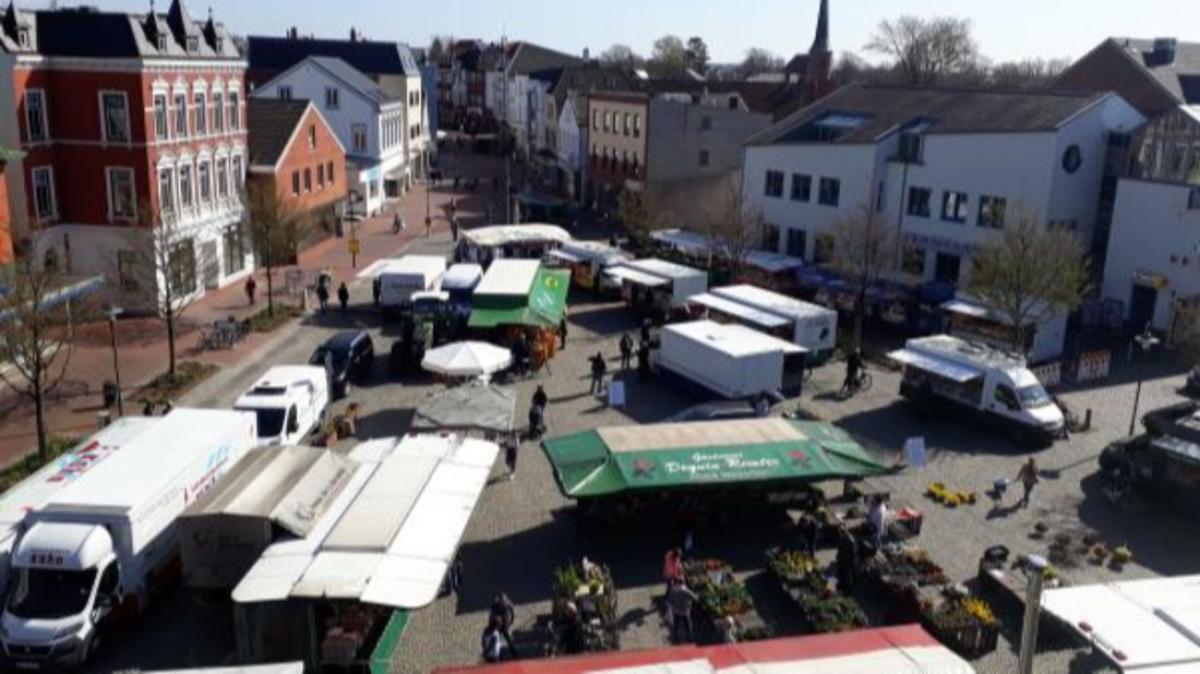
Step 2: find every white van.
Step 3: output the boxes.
[234,366,329,448]
[889,335,1066,446]
[377,255,448,309]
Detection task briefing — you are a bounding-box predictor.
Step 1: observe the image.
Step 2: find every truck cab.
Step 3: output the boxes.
[981,367,1064,441]
[2,523,119,667]
[234,366,329,447]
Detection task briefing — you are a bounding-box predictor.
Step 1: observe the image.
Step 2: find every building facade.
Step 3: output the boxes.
[251,56,405,217]
[1055,37,1200,118]
[246,99,346,228]
[742,85,1144,286]
[0,0,249,308]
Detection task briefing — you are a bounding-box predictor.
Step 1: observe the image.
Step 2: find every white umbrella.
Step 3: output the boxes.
[422,341,513,377]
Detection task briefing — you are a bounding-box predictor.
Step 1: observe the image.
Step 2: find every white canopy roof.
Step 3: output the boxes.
[232,435,498,609]
[666,320,806,357]
[688,293,790,330]
[461,224,572,248]
[711,285,833,322]
[606,266,670,288]
[422,341,513,377]
[888,348,983,383]
[475,259,540,297]
[1044,575,1200,671]
[622,258,705,281]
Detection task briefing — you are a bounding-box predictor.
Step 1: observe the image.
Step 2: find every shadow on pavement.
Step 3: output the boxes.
[355,407,417,439]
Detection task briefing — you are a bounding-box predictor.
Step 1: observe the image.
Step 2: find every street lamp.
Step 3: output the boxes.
[1128,324,1160,436]
[106,306,124,417]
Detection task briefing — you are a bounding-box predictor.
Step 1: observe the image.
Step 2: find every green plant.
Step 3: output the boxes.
[552,564,583,597]
[808,596,867,633]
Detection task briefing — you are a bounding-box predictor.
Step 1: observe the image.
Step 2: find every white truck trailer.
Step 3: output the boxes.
[0,408,256,669]
[698,284,838,361]
[655,320,808,399]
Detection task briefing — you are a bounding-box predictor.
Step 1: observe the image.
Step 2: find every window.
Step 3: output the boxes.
[17,28,28,48]
[764,170,785,198]
[173,93,188,137]
[106,167,135,220]
[198,160,211,202]
[25,89,47,142]
[786,229,806,258]
[633,114,641,138]
[308,125,317,149]
[211,92,224,132]
[591,110,598,130]
[762,224,780,251]
[168,239,197,295]
[178,164,193,208]
[978,195,1007,228]
[698,150,710,167]
[101,92,129,143]
[818,177,840,206]
[623,113,630,136]
[304,168,312,192]
[291,170,300,196]
[153,94,168,140]
[327,161,335,184]
[898,132,924,162]
[325,87,340,110]
[1062,144,1082,174]
[278,86,293,101]
[186,36,199,53]
[193,93,207,134]
[158,167,175,214]
[907,187,931,217]
[941,191,969,223]
[223,225,245,274]
[901,246,926,276]
[700,116,712,131]
[934,253,961,284]
[603,111,611,132]
[790,174,811,202]
[994,384,1019,410]
[352,124,367,152]
[31,167,56,220]
[216,157,228,198]
[231,156,243,190]
[117,250,140,292]
[317,163,325,188]
[228,91,239,130]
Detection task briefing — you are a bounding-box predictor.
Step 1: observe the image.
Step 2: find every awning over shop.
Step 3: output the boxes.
[542,418,888,499]
[548,249,585,265]
[412,383,517,434]
[887,348,983,384]
[468,268,570,328]
[1043,575,1200,671]
[432,625,974,674]
[743,251,805,274]
[606,266,670,288]
[688,293,790,331]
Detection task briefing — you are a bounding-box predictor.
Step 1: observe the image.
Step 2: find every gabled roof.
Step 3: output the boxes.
[1112,37,1200,104]
[246,99,315,168]
[248,35,419,76]
[548,63,641,109]
[750,83,1113,146]
[634,79,805,121]
[506,41,580,76]
[259,56,399,110]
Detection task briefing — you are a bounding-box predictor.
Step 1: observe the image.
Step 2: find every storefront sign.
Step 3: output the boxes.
[904,233,979,257]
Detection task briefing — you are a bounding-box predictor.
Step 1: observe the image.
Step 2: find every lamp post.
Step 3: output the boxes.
[1128,324,1160,436]
[106,306,124,417]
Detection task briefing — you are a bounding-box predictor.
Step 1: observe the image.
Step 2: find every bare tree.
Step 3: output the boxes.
[738,47,786,78]
[832,51,876,85]
[865,16,980,86]
[599,44,644,67]
[966,209,1091,355]
[832,203,897,350]
[618,187,678,244]
[242,181,309,318]
[0,258,85,460]
[988,58,1071,88]
[703,182,762,277]
[127,202,202,378]
[648,35,688,78]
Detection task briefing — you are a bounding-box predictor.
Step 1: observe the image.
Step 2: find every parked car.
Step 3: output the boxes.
[310,331,375,398]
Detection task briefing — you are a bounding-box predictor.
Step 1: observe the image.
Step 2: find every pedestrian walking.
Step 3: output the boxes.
[451,217,459,242]
[619,334,633,370]
[337,282,349,314]
[532,385,548,410]
[590,352,607,394]
[244,276,257,306]
[316,282,330,313]
[527,403,545,439]
[1016,457,1040,508]
[502,432,519,480]
[491,592,517,651]
[665,579,698,644]
[392,212,405,234]
[558,316,569,350]
[481,615,509,663]
[372,276,381,308]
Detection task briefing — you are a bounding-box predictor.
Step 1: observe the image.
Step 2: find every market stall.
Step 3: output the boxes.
[468,260,571,369]
[546,240,630,293]
[231,435,499,672]
[695,284,838,361]
[942,294,1068,364]
[410,382,517,435]
[766,547,867,634]
[682,557,770,643]
[605,258,708,320]
[432,624,977,673]
[550,559,619,654]
[739,251,806,292]
[456,224,573,267]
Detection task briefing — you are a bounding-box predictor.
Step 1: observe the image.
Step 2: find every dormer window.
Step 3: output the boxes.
[187,37,199,53]
[214,38,223,52]
[17,28,28,48]
[157,36,167,51]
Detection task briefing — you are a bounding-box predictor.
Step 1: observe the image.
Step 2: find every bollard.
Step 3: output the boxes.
[1084,409,1093,432]
[97,410,112,429]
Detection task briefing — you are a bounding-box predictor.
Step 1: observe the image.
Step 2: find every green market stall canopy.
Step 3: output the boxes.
[542,418,888,499]
[469,264,570,329]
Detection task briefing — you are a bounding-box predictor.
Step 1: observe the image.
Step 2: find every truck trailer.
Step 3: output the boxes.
[655,320,807,399]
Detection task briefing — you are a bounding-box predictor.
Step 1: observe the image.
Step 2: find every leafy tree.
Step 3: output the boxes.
[865,15,980,86]
[685,36,710,75]
[599,44,644,67]
[966,210,1091,355]
[242,180,309,318]
[738,47,785,78]
[648,35,688,78]
[832,203,897,350]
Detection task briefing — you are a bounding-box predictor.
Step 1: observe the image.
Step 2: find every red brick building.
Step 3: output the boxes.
[246,99,346,225]
[0,0,248,307]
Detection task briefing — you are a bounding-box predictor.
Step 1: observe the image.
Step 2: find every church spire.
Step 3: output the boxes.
[810,0,830,54]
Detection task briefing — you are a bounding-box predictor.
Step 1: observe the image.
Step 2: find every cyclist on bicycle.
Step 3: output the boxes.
[843,348,865,394]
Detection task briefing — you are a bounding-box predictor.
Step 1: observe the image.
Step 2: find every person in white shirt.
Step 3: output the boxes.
[867,496,890,548]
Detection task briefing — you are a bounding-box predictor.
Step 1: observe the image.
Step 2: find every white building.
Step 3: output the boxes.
[252,56,406,216]
[743,84,1144,287]
[1102,106,1200,337]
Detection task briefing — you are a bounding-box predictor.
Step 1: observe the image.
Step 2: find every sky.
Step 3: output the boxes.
[28,0,1200,65]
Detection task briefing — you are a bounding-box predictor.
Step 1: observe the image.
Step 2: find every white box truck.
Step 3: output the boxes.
[377,255,447,309]
[655,320,808,399]
[233,366,329,448]
[889,335,1066,446]
[708,284,838,361]
[0,409,256,669]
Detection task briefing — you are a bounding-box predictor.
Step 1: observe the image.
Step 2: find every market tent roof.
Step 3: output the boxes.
[469,268,570,328]
[606,265,670,288]
[687,293,790,331]
[743,251,805,274]
[622,258,706,282]
[412,383,517,434]
[232,435,498,610]
[461,224,573,248]
[887,348,983,384]
[1043,575,1200,671]
[711,285,834,323]
[432,625,973,674]
[542,418,888,499]
[650,228,716,256]
[548,249,584,264]
[474,259,541,301]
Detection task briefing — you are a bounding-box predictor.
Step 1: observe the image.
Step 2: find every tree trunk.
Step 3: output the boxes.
[853,285,867,351]
[33,385,47,462]
[166,312,177,377]
[266,264,275,317]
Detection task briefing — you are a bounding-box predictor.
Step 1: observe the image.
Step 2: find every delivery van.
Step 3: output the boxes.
[233,365,329,447]
[377,255,447,309]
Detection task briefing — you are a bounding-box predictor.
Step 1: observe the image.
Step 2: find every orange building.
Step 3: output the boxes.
[246,99,346,231]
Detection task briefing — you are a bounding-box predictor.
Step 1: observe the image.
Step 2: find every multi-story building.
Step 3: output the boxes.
[251,56,406,217]
[246,99,347,235]
[247,31,431,188]
[742,84,1144,288]
[1055,37,1200,118]
[0,0,249,307]
[489,42,580,158]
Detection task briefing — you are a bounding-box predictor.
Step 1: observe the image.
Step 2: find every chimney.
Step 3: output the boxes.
[1153,37,1178,65]
[582,47,590,61]
[349,27,357,42]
